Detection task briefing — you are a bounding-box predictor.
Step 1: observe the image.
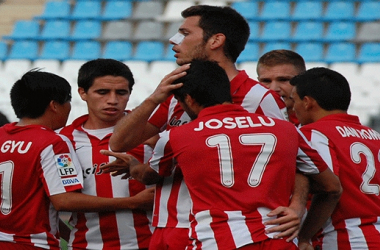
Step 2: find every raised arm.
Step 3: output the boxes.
[110,64,189,152]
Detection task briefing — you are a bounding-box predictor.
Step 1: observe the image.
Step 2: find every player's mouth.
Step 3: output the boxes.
[103,108,119,115]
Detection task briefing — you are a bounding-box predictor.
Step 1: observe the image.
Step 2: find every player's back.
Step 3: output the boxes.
[300,113,380,249]
[170,104,297,214]
[0,123,81,249]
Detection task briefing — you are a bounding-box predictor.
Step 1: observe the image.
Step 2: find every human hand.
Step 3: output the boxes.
[132,187,155,211]
[148,64,190,104]
[265,206,301,241]
[100,150,137,179]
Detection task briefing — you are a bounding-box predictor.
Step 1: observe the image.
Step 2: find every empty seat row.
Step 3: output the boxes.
[237,42,380,64]
[0,40,175,62]
[35,1,163,21]
[3,20,180,42]
[5,19,364,43]
[232,1,380,21]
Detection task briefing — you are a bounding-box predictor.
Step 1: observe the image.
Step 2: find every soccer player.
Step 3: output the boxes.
[0,70,153,250]
[108,6,302,249]
[59,59,154,250]
[104,60,341,249]
[291,67,380,250]
[257,49,306,126]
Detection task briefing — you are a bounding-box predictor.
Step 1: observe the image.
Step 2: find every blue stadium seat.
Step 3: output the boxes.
[357,43,380,64]
[69,1,102,20]
[291,1,323,20]
[355,1,380,22]
[69,20,101,41]
[37,20,71,40]
[322,2,355,21]
[325,43,356,63]
[259,1,291,20]
[8,40,39,60]
[236,42,259,63]
[34,1,71,20]
[132,41,165,62]
[100,1,133,21]
[323,22,356,42]
[162,44,176,61]
[261,42,292,55]
[230,2,259,21]
[39,41,70,61]
[71,41,101,60]
[295,43,324,62]
[0,41,8,60]
[260,21,292,42]
[3,20,40,40]
[248,21,260,42]
[291,21,324,42]
[102,41,133,61]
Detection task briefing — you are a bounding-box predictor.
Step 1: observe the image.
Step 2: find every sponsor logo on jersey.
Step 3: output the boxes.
[55,154,78,177]
[61,177,81,186]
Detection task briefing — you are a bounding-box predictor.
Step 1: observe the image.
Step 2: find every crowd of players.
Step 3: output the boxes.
[1,4,380,250]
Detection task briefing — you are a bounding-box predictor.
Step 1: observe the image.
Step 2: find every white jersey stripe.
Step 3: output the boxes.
[226,210,253,248]
[194,210,218,250]
[346,218,369,250]
[310,129,334,171]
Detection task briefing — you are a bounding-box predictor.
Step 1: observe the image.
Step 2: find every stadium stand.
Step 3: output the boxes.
[0,0,379,127]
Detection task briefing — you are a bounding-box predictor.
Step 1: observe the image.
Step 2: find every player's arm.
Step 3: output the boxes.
[109,64,189,152]
[264,172,309,241]
[49,186,155,212]
[260,89,288,121]
[298,168,342,248]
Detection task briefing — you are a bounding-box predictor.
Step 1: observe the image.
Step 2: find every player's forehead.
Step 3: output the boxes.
[179,16,202,33]
[258,64,299,78]
[90,75,130,90]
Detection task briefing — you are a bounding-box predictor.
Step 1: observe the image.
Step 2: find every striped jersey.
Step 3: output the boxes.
[150,104,325,249]
[148,70,288,228]
[60,114,154,250]
[0,123,83,249]
[299,113,380,250]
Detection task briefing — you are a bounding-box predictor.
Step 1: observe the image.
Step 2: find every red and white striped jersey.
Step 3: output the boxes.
[299,114,380,250]
[148,70,288,228]
[150,104,322,249]
[60,114,154,250]
[0,123,83,249]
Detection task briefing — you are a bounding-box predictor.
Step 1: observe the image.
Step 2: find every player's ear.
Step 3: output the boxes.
[78,87,86,101]
[303,96,316,110]
[209,33,225,50]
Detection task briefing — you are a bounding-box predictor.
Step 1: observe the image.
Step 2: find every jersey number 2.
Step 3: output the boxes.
[206,133,276,188]
[351,142,380,195]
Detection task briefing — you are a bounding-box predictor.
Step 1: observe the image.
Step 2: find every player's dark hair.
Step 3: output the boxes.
[257,49,306,73]
[172,59,232,107]
[290,67,351,111]
[10,69,71,119]
[77,58,135,92]
[182,5,250,63]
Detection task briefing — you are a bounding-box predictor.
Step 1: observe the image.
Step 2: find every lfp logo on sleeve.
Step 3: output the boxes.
[54,154,78,177]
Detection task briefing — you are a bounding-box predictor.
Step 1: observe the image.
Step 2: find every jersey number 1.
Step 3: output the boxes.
[0,161,14,215]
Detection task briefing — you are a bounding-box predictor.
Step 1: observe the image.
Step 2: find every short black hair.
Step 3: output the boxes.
[10,69,71,119]
[182,5,250,63]
[172,59,232,107]
[77,58,135,92]
[290,67,351,111]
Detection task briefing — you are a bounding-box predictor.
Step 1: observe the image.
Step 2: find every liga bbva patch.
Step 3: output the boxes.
[54,153,78,177]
